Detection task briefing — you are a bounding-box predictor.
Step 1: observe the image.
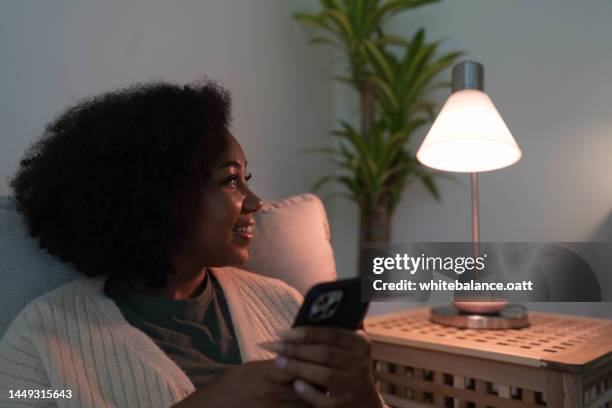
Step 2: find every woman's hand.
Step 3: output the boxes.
[172,360,308,408]
[268,327,385,408]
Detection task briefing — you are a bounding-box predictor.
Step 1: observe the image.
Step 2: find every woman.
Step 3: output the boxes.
[0,81,386,407]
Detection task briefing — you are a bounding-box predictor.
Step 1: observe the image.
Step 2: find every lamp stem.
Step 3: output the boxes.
[471,172,480,258]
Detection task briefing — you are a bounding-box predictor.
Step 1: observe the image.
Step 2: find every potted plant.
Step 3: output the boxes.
[295,0,463,276]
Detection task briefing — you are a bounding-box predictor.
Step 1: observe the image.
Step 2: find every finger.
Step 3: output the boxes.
[259,360,297,384]
[281,327,371,354]
[279,343,355,369]
[276,356,347,388]
[293,379,343,408]
[253,361,314,404]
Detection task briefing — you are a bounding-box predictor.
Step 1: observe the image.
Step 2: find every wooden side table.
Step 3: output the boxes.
[365,306,612,408]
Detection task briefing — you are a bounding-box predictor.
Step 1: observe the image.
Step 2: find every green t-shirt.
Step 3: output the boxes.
[103,269,241,389]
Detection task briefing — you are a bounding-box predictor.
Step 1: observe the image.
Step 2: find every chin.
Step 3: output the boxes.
[228,248,250,267]
[224,233,252,266]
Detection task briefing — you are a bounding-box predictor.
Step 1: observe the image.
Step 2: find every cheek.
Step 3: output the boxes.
[195,194,243,252]
[203,201,236,234]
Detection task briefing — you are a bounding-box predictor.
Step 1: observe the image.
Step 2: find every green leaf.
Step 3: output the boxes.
[367,75,400,111]
[400,28,425,75]
[379,132,409,169]
[308,36,343,50]
[374,34,410,47]
[379,162,409,185]
[404,50,463,106]
[365,0,439,35]
[332,121,369,159]
[368,125,386,165]
[354,0,365,31]
[363,40,394,83]
[293,13,330,30]
[420,173,440,200]
[337,175,361,198]
[323,9,354,41]
[333,156,359,172]
[404,38,439,87]
[311,174,336,193]
[432,171,461,185]
[320,0,341,10]
[363,158,380,187]
[337,141,357,163]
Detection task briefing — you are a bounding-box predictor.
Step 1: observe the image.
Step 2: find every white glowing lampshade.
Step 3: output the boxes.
[416,89,521,173]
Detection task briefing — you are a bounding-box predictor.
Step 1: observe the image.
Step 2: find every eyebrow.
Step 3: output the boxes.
[215,160,247,170]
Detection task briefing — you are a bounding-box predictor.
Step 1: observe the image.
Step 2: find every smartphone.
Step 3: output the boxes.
[293,278,370,330]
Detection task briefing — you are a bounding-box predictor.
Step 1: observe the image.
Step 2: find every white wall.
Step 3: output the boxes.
[328,0,612,318]
[0,0,334,202]
[2,1,610,318]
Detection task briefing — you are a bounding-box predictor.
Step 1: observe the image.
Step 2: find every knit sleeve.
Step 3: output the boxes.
[276,280,303,321]
[0,308,56,407]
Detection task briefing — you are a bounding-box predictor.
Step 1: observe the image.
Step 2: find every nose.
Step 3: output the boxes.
[242,187,263,214]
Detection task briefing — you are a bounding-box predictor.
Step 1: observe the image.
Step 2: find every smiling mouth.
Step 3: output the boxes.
[232,224,254,241]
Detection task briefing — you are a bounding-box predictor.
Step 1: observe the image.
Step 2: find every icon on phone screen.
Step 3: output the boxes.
[308,290,343,322]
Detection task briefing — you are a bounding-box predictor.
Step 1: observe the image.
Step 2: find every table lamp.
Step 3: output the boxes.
[416,60,523,320]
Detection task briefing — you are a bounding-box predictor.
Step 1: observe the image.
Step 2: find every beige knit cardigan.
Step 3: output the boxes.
[0,266,303,407]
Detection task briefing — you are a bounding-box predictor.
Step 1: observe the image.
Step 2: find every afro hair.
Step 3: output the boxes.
[10,80,232,289]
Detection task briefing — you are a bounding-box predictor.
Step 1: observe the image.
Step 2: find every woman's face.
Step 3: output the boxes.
[179,134,263,269]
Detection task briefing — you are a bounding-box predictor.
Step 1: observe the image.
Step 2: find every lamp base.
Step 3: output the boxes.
[429,303,529,329]
[452,300,508,314]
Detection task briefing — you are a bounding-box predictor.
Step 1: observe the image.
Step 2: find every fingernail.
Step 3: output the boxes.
[294,380,307,394]
[279,327,305,341]
[259,341,284,353]
[275,356,288,369]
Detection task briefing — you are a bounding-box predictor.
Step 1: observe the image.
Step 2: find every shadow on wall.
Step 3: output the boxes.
[507,213,612,319]
[591,209,612,242]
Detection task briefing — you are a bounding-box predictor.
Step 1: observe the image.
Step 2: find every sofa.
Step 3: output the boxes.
[0,193,337,337]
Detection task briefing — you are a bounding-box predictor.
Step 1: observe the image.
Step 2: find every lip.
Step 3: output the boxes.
[232,221,255,242]
[233,230,254,241]
[233,221,255,228]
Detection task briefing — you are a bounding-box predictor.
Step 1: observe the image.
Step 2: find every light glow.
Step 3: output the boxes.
[417,89,521,172]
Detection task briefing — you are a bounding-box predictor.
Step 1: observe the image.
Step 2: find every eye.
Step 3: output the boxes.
[226,172,252,187]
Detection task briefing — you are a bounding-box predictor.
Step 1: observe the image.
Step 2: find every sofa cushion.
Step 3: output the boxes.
[0,206,81,336]
[244,193,337,295]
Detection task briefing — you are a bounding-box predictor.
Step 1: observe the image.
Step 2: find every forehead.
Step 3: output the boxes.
[215,134,246,168]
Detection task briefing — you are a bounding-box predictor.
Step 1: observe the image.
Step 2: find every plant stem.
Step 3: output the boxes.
[359,79,375,140]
